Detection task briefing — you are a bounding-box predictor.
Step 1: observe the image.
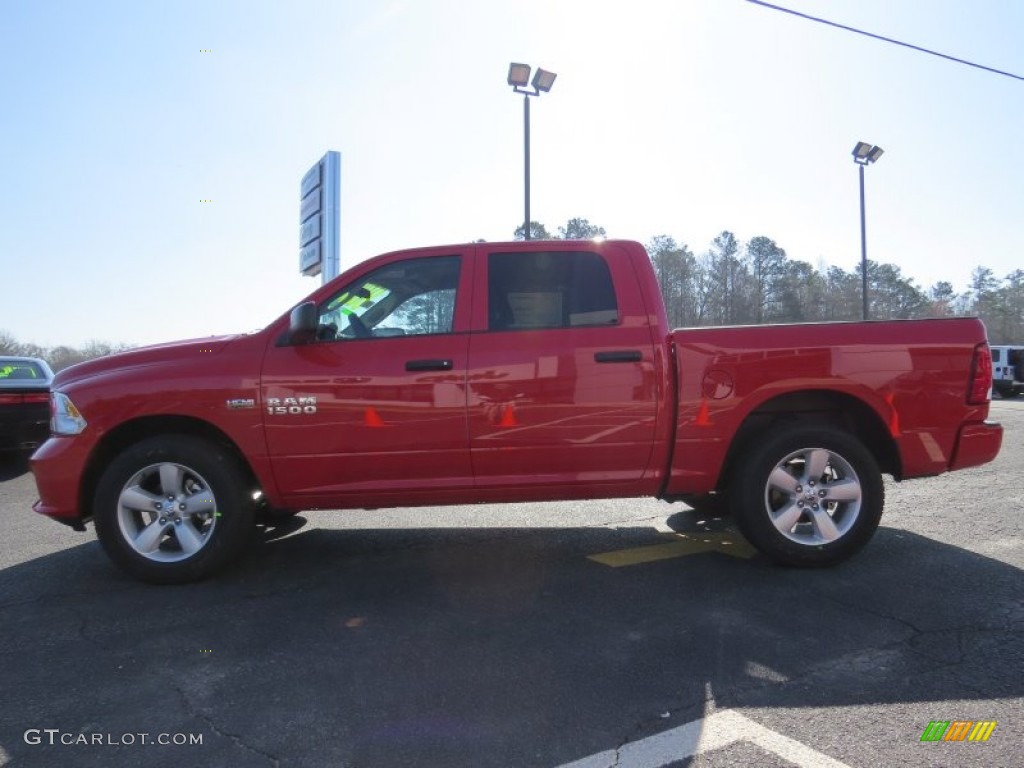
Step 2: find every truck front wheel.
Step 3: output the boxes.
[730,427,884,567]
[93,436,254,584]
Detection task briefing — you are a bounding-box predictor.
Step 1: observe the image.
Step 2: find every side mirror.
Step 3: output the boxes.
[288,302,318,345]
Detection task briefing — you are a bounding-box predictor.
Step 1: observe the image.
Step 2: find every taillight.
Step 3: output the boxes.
[0,393,50,405]
[968,343,993,404]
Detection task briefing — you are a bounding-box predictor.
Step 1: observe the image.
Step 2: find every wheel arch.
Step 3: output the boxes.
[717,389,900,493]
[80,415,262,521]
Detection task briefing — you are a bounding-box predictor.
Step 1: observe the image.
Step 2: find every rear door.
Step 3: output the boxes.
[466,243,660,492]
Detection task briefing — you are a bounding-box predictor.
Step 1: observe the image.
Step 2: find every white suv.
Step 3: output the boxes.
[991,345,1024,397]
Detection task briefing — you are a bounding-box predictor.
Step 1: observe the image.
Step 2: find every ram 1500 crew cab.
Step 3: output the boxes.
[31,240,1003,583]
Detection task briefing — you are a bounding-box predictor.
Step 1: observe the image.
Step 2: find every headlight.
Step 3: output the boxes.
[51,392,88,435]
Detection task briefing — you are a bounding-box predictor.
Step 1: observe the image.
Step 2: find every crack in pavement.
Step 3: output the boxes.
[606,683,719,767]
[173,681,282,767]
[596,599,1020,765]
[821,591,1019,665]
[60,603,282,766]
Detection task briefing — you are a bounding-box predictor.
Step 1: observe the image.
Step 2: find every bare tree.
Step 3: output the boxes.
[513,221,552,240]
[0,331,132,371]
[557,217,607,240]
[745,236,788,323]
[647,235,698,327]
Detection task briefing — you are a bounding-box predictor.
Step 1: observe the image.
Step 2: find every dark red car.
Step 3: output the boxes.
[0,356,54,454]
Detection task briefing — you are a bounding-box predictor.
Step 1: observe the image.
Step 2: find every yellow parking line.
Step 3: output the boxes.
[588,532,756,567]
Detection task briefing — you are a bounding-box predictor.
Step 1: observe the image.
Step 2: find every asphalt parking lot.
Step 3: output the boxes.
[1,401,1021,768]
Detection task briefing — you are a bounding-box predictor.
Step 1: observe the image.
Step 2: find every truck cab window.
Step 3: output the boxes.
[487,250,618,331]
[316,256,460,340]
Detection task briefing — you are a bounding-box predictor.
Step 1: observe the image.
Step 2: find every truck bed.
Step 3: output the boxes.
[664,317,998,496]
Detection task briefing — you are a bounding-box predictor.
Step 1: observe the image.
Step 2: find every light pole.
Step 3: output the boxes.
[508,62,556,240]
[852,141,884,320]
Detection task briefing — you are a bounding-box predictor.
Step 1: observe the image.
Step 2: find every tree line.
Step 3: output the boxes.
[515,217,1024,343]
[3,216,1021,370]
[0,331,133,372]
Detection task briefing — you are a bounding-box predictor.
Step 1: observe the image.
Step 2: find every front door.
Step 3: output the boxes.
[262,251,473,505]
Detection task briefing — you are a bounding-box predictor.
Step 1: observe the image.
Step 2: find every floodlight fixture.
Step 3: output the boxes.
[508,63,531,88]
[507,62,558,240]
[853,141,884,165]
[532,68,557,93]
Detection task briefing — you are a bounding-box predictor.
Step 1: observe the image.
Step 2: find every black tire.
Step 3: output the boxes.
[93,435,254,584]
[730,426,883,567]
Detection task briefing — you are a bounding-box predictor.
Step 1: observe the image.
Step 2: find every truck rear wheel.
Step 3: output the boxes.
[93,436,254,584]
[730,426,883,567]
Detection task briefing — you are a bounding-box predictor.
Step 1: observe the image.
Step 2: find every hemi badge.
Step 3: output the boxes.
[226,398,256,410]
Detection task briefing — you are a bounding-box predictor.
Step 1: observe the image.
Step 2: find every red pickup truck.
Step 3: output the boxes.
[31,240,1002,583]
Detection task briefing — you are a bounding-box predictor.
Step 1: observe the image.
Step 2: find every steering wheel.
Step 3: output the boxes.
[347,314,372,339]
[316,323,338,341]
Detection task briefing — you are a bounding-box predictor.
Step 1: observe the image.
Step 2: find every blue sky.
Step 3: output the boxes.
[1,0,1022,347]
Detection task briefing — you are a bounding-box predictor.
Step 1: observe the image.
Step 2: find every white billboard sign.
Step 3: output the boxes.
[298,151,340,281]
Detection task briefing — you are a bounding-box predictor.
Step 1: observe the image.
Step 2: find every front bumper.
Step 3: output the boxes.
[30,435,96,526]
[949,421,1003,471]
